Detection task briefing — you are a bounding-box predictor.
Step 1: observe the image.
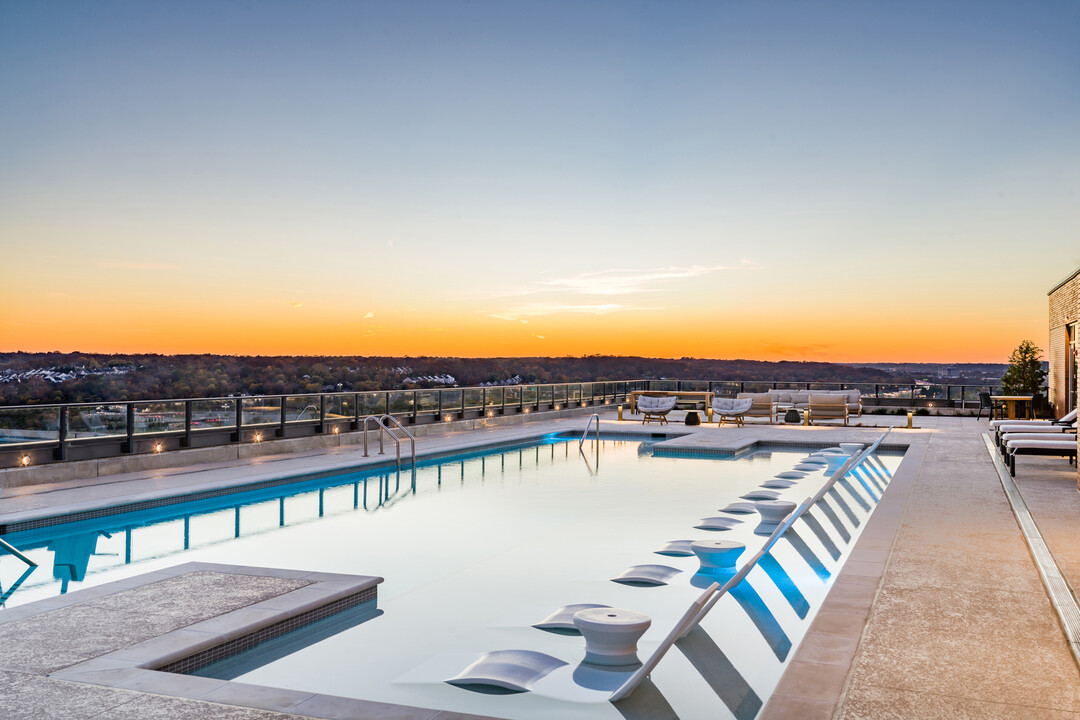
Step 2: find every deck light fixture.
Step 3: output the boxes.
[153,442,163,453]
[906,412,913,429]
[254,432,263,442]
[20,455,30,466]
[444,414,453,422]
[332,425,340,434]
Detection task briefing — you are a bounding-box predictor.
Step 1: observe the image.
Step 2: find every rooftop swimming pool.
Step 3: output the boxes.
[0,433,902,719]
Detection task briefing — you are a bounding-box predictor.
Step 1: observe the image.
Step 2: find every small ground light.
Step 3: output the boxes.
[20,455,30,466]
[581,402,587,407]
[444,414,453,422]
[254,432,262,442]
[332,426,339,434]
[523,408,530,414]
[153,442,163,453]
[487,410,494,417]
[555,404,560,410]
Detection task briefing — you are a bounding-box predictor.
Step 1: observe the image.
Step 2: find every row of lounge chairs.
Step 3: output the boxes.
[638,391,862,426]
[991,409,1077,476]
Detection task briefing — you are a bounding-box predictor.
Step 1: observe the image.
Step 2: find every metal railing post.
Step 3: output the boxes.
[278,396,287,437]
[182,401,192,448]
[55,405,68,461]
[319,395,326,433]
[125,403,135,453]
[235,398,243,442]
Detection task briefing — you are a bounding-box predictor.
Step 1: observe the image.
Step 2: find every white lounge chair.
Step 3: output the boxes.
[990,408,1076,431]
[1006,437,1077,476]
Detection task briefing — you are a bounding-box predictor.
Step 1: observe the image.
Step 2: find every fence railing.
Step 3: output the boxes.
[0,379,1033,468]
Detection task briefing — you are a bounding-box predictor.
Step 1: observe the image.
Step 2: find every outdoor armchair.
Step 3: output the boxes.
[712,397,754,427]
[637,395,678,425]
[807,394,849,425]
[735,393,776,424]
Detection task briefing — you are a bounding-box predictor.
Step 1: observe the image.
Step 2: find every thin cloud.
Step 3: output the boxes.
[489,313,529,324]
[97,261,178,271]
[487,303,658,321]
[289,302,303,309]
[494,262,755,298]
[363,311,375,319]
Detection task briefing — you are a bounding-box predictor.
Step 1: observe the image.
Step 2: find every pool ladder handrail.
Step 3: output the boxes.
[0,537,37,568]
[362,414,417,472]
[578,414,600,450]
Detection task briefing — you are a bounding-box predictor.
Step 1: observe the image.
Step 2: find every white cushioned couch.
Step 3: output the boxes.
[767,389,862,417]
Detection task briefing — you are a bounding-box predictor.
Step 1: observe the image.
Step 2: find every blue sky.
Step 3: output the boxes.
[2,1,1078,359]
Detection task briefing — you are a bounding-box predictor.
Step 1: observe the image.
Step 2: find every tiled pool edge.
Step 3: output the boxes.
[757,433,928,719]
[26,562,496,720]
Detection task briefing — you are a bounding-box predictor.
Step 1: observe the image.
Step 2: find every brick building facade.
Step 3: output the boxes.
[1048,267,1080,419]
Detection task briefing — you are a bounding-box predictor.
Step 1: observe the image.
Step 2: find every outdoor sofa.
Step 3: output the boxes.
[733,389,862,423]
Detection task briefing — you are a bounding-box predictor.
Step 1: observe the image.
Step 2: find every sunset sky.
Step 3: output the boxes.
[2,1,1078,362]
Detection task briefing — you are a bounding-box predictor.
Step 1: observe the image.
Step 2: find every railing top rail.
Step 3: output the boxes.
[0,379,1031,413]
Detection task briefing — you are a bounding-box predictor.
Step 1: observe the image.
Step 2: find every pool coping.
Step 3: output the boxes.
[0,419,931,719]
[757,428,928,718]
[16,562,500,720]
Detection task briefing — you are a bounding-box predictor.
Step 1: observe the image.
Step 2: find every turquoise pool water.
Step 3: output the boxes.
[0,435,901,719]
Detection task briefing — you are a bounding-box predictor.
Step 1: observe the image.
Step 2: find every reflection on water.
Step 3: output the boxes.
[0,438,902,720]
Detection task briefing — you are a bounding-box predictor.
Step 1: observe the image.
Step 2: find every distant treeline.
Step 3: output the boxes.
[0,352,917,406]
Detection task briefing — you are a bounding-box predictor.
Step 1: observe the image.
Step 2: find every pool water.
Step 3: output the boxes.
[0,436,900,720]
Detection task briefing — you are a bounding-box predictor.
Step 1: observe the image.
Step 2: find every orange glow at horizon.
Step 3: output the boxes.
[0,295,1049,364]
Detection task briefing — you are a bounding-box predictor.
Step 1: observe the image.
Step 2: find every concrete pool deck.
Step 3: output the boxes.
[0,411,1078,719]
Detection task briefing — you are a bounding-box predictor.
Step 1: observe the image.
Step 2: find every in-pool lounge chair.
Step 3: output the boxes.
[807,394,849,425]
[637,395,678,425]
[712,397,754,427]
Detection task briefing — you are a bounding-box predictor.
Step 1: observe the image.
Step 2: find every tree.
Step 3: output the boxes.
[1001,340,1048,411]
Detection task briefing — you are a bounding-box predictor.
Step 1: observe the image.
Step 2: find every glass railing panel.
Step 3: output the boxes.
[805,383,843,393]
[537,385,552,404]
[0,406,59,444]
[876,384,910,400]
[739,382,773,394]
[133,402,185,434]
[913,384,948,401]
[569,385,581,403]
[710,382,740,397]
[191,399,234,429]
[326,395,352,420]
[68,404,127,438]
[680,380,709,392]
[242,397,280,426]
[650,380,678,392]
[484,387,502,406]
[358,392,386,416]
[463,388,483,410]
[553,385,567,404]
[522,385,538,405]
[415,390,439,414]
[388,392,413,416]
[440,390,462,413]
[505,387,521,406]
[285,395,321,423]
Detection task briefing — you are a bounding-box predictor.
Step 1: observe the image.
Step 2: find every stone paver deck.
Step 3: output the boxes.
[1,411,1077,719]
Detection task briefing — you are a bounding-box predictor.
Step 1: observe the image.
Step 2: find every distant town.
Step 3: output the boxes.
[0,352,1017,406]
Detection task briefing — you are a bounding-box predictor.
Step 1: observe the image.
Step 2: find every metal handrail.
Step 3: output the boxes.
[293,404,319,421]
[362,414,416,473]
[0,537,37,568]
[579,414,600,450]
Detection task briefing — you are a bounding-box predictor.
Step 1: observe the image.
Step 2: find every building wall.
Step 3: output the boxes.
[1048,269,1080,419]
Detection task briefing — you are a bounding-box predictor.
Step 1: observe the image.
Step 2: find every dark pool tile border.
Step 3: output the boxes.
[758,433,929,720]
